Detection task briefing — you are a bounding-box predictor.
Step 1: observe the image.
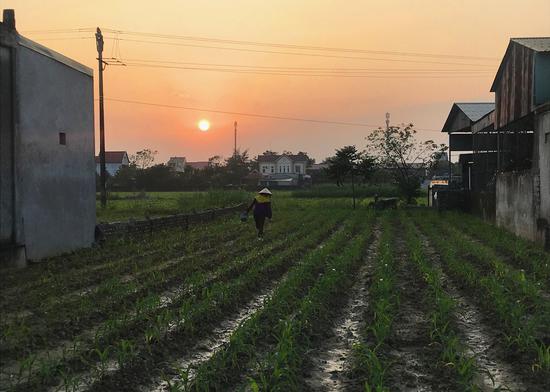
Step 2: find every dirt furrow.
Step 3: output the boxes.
[302,227,380,392]
[144,282,281,392]
[383,230,455,392]
[420,235,532,392]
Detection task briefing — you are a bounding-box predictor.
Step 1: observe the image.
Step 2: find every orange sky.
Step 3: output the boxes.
[5,0,550,162]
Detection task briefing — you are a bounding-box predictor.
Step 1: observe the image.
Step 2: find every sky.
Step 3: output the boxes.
[4,0,550,163]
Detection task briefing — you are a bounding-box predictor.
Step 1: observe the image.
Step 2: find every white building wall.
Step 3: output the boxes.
[15,43,95,259]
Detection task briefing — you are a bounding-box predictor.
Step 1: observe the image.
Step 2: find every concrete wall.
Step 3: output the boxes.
[496,171,539,242]
[15,45,95,259]
[536,108,550,227]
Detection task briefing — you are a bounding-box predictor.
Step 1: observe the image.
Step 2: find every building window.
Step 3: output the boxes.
[271,166,274,173]
[295,165,301,173]
[262,166,266,173]
[59,132,66,145]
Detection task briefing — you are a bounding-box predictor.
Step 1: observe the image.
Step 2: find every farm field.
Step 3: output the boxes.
[1,197,549,391]
[96,191,250,223]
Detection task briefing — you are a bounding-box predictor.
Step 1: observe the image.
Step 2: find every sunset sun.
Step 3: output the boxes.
[198,119,210,132]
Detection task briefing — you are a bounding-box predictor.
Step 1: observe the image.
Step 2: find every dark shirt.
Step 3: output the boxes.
[248,195,272,218]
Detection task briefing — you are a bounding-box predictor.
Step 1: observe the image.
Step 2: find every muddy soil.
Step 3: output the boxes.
[382,230,459,392]
[143,282,279,392]
[302,227,381,391]
[420,234,549,392]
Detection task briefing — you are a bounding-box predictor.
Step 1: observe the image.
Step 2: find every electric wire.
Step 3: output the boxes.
[23,27,497,61]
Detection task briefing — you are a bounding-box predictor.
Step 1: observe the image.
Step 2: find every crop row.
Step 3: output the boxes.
[86,209,350,391]
[179,210,373,391]
[5,208,348,391]
[0,209,316,362]
[411,210,550,374]
[350,213,398,391]
[401,213,477,389]
[442,210,549,286]
[0,216,251,312]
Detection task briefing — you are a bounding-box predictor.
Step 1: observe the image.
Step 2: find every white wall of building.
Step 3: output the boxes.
[13,38,95,260]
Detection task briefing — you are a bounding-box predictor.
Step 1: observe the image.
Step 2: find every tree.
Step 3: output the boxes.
[224,150,252,186]
[130,149,157,169]
[326,146,375,186]
[326,145,376,208]
[366,124,447,203]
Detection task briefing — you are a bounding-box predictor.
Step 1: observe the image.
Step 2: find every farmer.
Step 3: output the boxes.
[246,188,273,239]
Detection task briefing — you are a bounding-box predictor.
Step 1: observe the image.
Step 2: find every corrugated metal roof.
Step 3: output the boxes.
[455,103,495,122]
[441,102,495,133]
[511,37,550,52]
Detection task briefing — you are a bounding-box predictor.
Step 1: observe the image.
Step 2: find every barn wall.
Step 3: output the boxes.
[16,45,95,259]
[494,43,534,129]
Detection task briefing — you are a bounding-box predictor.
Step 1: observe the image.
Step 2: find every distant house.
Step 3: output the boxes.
[257,152,310,187]
[1,10,95,263]
[167,157,186,173]
[186,161,210,170]
[95,151,129,176]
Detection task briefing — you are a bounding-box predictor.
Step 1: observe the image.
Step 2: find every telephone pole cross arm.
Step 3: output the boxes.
[96,27,107,208]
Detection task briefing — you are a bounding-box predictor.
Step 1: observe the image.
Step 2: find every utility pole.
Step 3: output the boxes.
[234,121,238,157]
[385,112,390,131]
[96,27,107,208]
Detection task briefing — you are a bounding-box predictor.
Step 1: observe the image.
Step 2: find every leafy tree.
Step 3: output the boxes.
[130,149,157,169]
[110,165,138,191]
[366,124,447,203]
[326,145,376,208]
[326,145,375,186]
[224,150,252,186]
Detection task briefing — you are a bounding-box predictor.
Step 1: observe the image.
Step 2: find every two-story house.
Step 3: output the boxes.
[167,156,186,173]
[257,152,310,187]
[95,151,129,176]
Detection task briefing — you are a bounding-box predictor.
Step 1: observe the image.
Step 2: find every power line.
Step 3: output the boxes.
[108,61,491,78]
[105,37,496,67]
[104,97,442,132]
[22,27,497,62]
[98,28,498,61]
[103,57,493,73]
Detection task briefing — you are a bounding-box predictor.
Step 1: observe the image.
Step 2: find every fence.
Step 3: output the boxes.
[96,203,246,239]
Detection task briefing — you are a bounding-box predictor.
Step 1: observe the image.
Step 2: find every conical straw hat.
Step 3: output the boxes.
[258,188,272,195]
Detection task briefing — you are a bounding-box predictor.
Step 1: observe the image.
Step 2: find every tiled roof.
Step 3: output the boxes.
[95,151,128,164]
[186,161,209,170]
[257,153,309,163]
